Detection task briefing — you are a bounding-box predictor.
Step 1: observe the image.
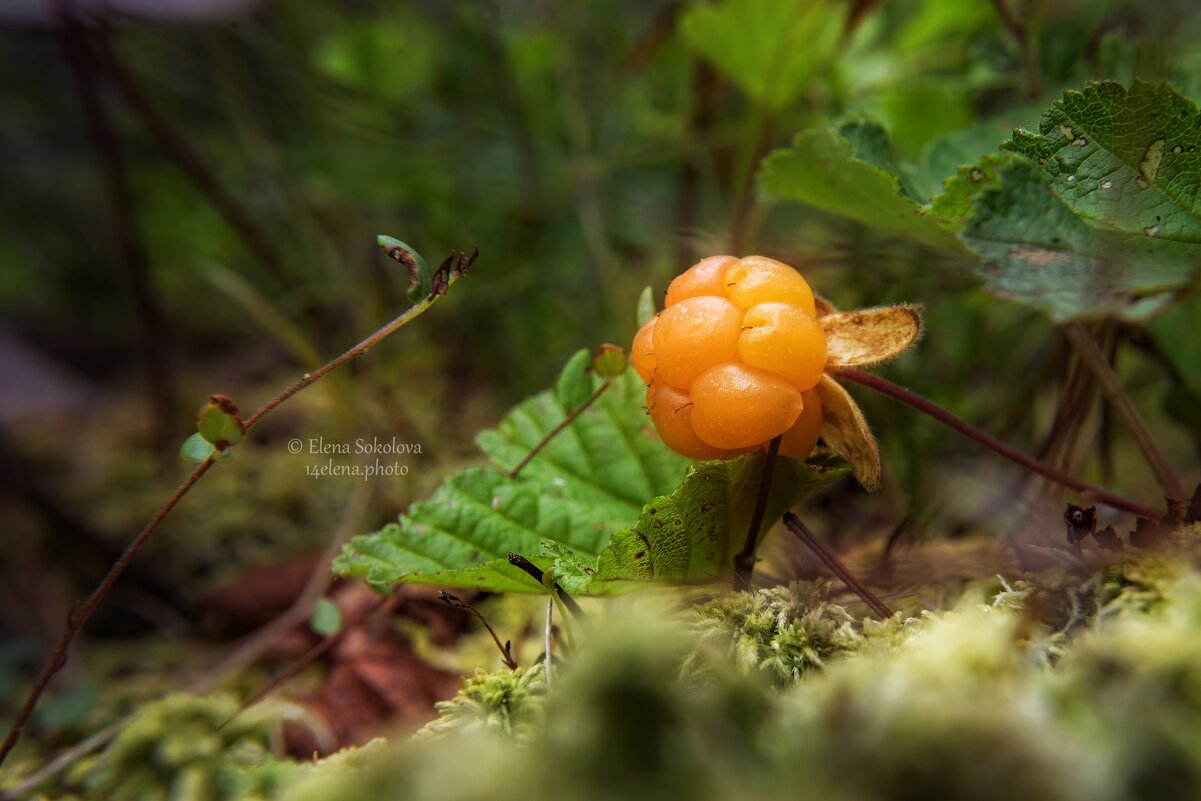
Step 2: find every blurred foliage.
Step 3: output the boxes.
[134,546,1201,801]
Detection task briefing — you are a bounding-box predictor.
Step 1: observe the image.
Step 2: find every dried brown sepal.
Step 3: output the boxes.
[1129,517,1167,550]
[813,295,838,318]
[1063,504,1096,546]
[1093,525,1123,551]
[815,374,880,490]
[1188,484,1201,523]
[821,305,922,368]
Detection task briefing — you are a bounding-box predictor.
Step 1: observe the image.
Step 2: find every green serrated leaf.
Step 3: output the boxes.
[961,159,1200,321]
[180,433,216,463]
[334,367,691,594]
[541,541,595,595]
[554,348,593,410]
[1003,81,1201,243]
[680,0,842,111]
[837,120,923,203]
[310,598,343,637]
[927,153,1006,230]
[636,286,655,328]
[592,454,848,589]
[760,125,967,253]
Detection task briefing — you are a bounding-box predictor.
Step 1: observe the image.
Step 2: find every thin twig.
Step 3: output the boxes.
[2,485,370,794]
[508,377,614,479]
[0,457,215,767]
[0,719,127,801]
[834,368,1162,520]
[783,513,893,620]
[245,251,475,430]
[733,436,782,591]
[1062,322,1186,500]
[438,592,517,670]
[0,252,476,769]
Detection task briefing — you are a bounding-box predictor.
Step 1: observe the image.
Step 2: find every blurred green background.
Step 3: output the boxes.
[1,0,1200,769]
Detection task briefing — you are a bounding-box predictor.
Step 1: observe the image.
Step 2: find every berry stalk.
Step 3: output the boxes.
[834,368,1162,520]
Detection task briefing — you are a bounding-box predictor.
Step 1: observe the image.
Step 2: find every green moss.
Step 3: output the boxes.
[84,694,283,801]
[689,581,862,683]
[418,665,545,740]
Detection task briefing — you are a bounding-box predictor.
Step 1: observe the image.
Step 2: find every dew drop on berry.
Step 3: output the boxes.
[723,256,816,316]
[665,255,737,307]
[652,295,742,389]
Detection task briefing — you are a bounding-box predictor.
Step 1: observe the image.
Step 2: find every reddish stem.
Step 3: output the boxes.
[784,513,893,620]
[0,458,215,766]
[834,368,1162,521]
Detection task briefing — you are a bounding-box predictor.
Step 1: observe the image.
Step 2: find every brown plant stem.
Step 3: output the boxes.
[733,436,782,591]
[438,592,517,670]
[0,457,215,767]
[1062,322,1186,500]
[508,377,614,479]
[0,254,475,770]
[834,368,1162,520]
[783,513,893,620]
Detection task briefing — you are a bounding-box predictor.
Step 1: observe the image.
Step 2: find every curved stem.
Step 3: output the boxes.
[0,252,476,770]
[834,368,1162,521]
[508,376,613,479]
[0,457,215,767]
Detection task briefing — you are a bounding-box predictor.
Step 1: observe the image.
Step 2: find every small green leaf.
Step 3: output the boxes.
[310,598,343,637]
[378,235,432,302]
[760,124,967,253]
[180,433,216,463]
[196,395,244,449]
[636,286,656,327]
[554,348,593,410]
